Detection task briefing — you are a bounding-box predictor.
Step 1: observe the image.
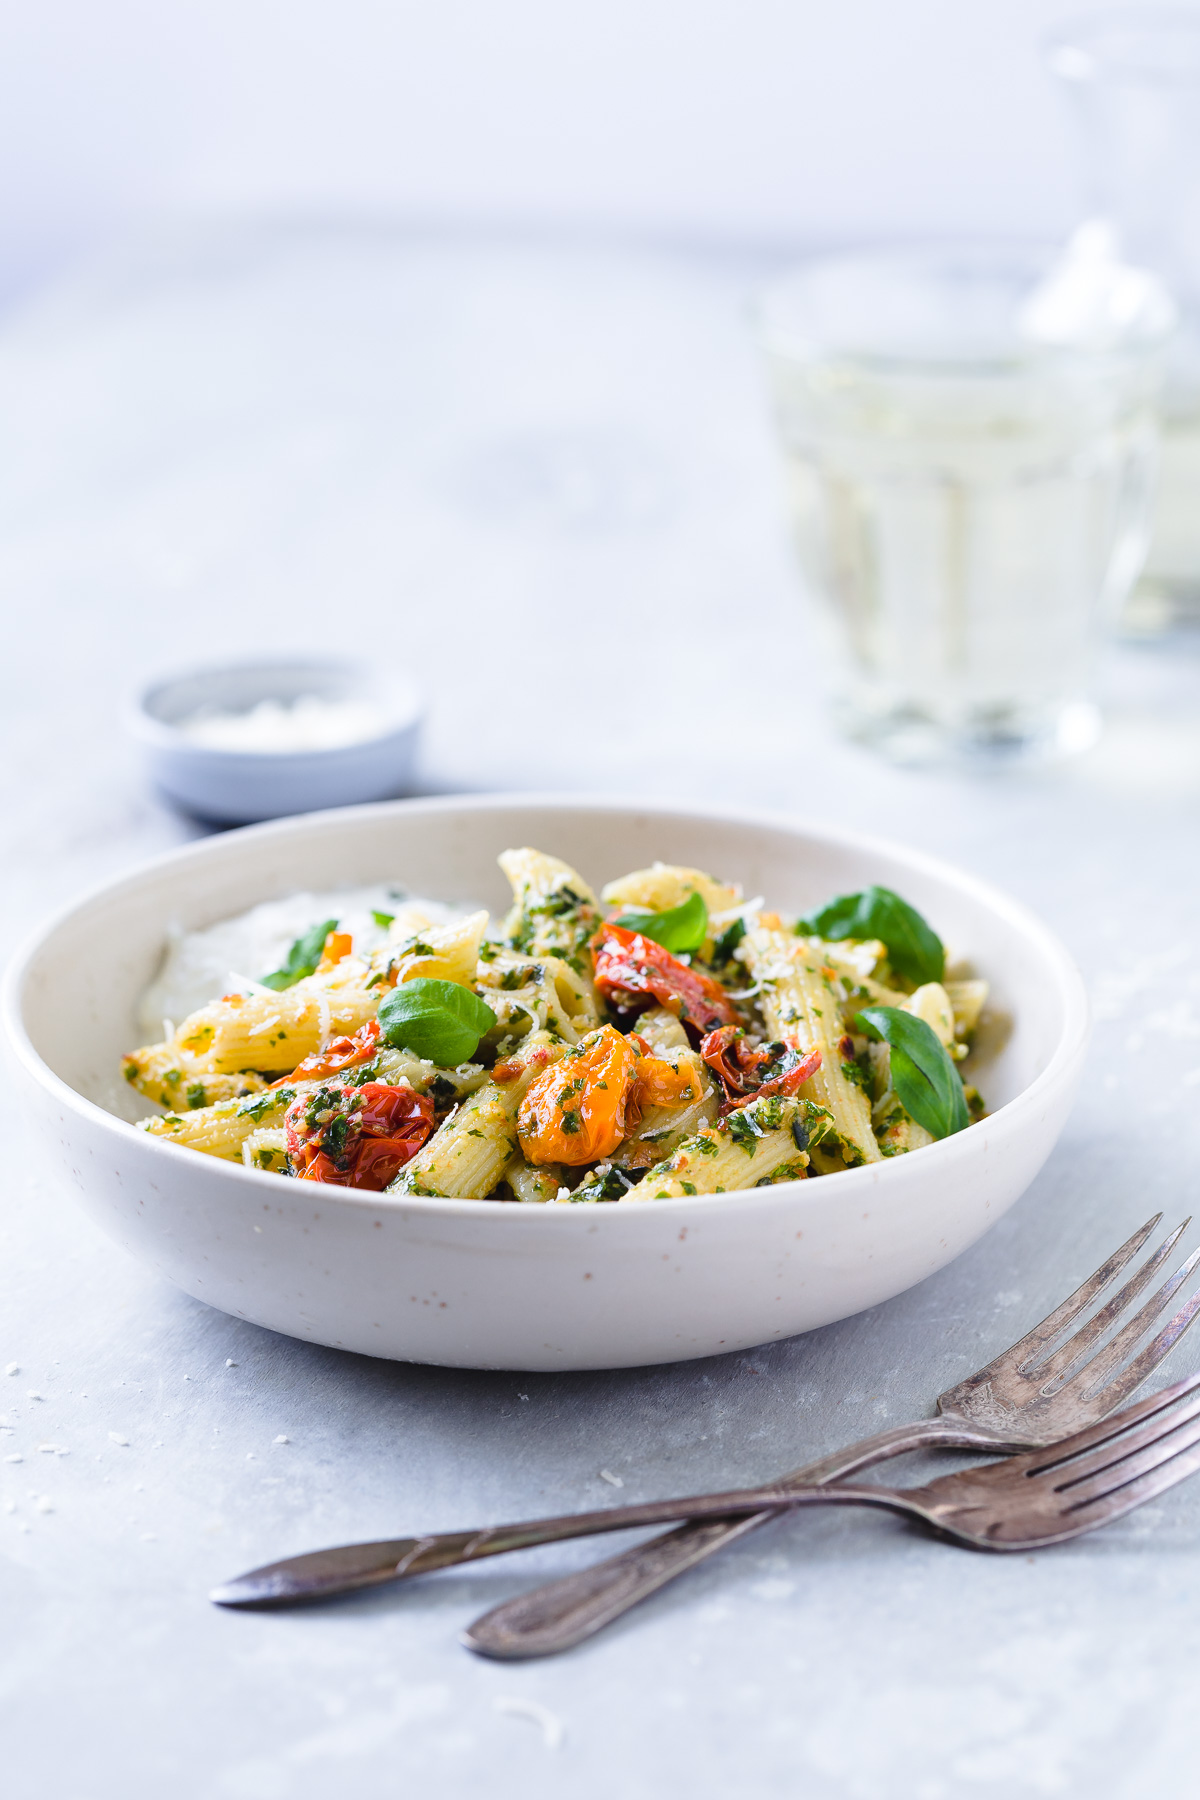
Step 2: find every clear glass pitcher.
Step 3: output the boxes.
[1048,9,1200,628]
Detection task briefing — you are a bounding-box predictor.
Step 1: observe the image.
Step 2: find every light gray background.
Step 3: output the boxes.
[3,230,1200,1800]
[5,0,1197,302]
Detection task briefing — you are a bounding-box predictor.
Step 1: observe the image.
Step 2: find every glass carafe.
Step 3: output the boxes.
[1048,9,1200,629]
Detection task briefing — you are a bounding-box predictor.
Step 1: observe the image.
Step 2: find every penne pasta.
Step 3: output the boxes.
[476,950,600,1049]
[628,1093,833,1200]
[172,963,378,1074]
[502,1153,564,1205]
[124,844,984,1194]
[499,848,602,975]
[739,927,881,1164]
[601,863,741,916]
[632,1004,691,1052]
[946,979,989,1040]
[370,911,488,991]
[122,1043,267,1110]
[393,1032,570,1199]
[901,982,959,1052]
[242,1128,290,1173]
[140,1097,269,1160]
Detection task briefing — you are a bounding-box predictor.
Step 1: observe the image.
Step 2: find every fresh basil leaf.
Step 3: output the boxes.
[854,1006,969,1140]
[712,916,747,963]
[798,886,943,986]
[613,890,708,955]
[371,910,395,931]
[377,978,497,1065]
[261,918,339,991]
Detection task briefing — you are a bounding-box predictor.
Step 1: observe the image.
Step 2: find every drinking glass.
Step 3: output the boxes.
[1048,9,1200,629]
[757,242,1172,765]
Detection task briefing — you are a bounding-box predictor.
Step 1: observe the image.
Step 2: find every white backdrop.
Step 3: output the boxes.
[3,0,1198,303]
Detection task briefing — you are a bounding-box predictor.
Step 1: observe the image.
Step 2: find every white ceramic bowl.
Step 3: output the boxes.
[4,796,1088,1371]
[125,658,423,823]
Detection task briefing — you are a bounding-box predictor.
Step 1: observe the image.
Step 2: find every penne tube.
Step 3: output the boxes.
[901,982,960,1052]
[739,927,880,1164]
[631,1004,690,1052]
[945,979,988,1040]
[477,951,600,1049]
[173,964,377,1074]
[242,1128,290,1173]
[394,1031,569,1199]
[140,1097,272,1160]
[502,1153,564,1205]
[628,1093,830,1199]
[370,911,489,991]
[122,1043,267,1110]
[499,848,601,977]
[601,862,741,916]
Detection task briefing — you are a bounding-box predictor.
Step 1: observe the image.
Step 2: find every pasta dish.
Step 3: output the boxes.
[122,849,988,1201]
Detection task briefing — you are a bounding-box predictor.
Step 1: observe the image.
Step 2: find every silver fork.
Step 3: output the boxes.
[457,1366,1200,1571]
[464,1212,1200,1657]
[212,1366,1200,1632]
[211,1214,1200,1621]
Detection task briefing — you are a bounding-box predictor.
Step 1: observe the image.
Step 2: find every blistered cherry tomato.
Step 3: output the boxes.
[517,1025,640,1166]
[285,1078,434,1189]
[592,925,737,1036]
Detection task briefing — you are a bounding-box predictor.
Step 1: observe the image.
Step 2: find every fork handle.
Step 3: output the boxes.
[462,1415,1006,1659]
[214,1477,925,1609]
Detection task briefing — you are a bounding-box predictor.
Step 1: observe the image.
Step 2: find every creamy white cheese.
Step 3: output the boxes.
[137,885,465,1037]
[177,694,389,752]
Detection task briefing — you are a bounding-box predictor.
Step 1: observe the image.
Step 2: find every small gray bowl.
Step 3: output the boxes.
[126,658,423,824]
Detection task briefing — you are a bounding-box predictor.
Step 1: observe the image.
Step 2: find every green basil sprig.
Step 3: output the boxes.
[262,918,339,991]
[612,890,708,955]
[378,978,497,1066]
[798,886,943,986]
[854,1006,969,1141]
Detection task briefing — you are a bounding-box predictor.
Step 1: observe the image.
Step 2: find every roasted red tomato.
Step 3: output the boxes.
[285,1078,434,1189]
[280,1019,381,1087]
[700,1027,821,1113]
[517,1025,640,1166]
[700,1025,774,1100]
[591,925,738,1036]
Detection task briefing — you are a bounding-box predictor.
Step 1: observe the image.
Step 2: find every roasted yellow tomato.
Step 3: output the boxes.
[629,1043,704,1109]
[517,1025,640,1165]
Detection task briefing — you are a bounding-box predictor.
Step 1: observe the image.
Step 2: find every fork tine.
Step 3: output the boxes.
[1058,1435,1200,1531]
[1020,1219,1190,1385]
[1056,1246,1200,1401]
[1023,1368,1200,1474]
[1048,1394,1200,1502]
[1080,1281,1200,1413]
[982,1215,1163,1375]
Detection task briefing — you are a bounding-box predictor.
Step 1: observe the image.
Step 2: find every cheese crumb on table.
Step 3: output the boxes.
[493,1697,565,1750]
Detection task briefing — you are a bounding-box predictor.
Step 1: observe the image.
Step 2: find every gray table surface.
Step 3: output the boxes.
[3,227,1200,1800]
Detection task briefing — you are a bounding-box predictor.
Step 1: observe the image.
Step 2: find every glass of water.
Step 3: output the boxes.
[758,242,1173,764]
